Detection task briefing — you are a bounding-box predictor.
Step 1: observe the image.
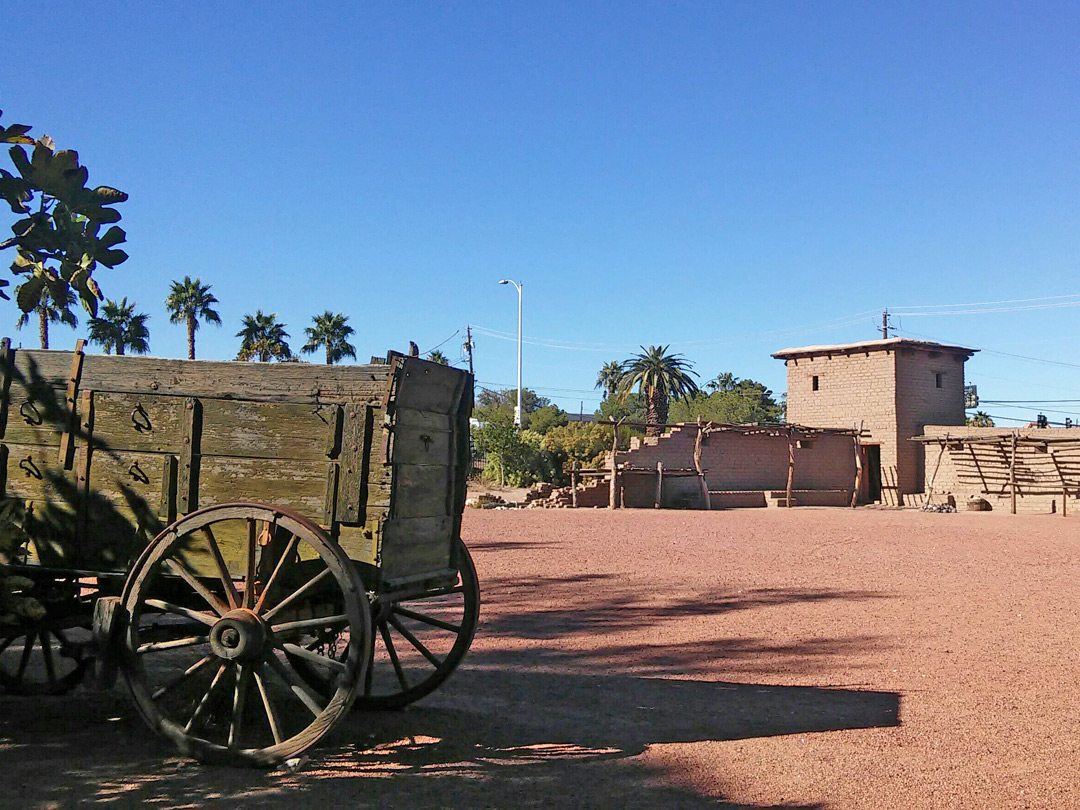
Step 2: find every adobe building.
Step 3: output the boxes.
[772,338,978,505]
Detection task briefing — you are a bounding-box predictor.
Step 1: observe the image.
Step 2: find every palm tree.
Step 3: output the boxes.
[595,360,624,399]
[618,345,699,436]
[426,349,450,365]
[165,276,221,360]
[15,283,77,349]
[705,372,738,393]
[236,311,291,362]
[301,311,356,365]
[87,297,150,355]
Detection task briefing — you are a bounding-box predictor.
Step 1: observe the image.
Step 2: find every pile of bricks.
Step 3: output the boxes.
[524,477,609,508]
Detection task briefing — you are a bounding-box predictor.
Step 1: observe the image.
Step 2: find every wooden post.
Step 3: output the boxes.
[571,461,578,508]
[1009,432,1018,515]
[850,422,863,508]
[786,428,795,508]
[924,438,947,507]
[608,420,620,510]
[694,421,710,510]
[655,462,663,508]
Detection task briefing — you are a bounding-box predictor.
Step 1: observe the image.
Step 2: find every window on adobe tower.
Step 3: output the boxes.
[812,375,819,391]
[935,372,943,389]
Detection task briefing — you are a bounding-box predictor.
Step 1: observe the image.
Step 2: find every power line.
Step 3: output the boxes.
[890,292,1080,312]
[895,327,1080,369]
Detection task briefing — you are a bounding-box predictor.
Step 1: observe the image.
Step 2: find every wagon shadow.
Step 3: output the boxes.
[0,665,894,809]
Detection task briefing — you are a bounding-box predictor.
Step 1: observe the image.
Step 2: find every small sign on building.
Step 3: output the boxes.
[964,385,978,409]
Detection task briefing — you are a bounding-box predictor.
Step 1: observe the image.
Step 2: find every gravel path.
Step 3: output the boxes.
[1,508,1077,808]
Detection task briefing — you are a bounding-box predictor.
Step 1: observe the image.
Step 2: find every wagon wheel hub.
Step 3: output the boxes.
[209,610,267,662]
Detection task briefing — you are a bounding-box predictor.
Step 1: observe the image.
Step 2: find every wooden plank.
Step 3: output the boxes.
[57,340,85,470]
[76,390,94,543]
[391,358,470,413]
[379,516,453,580]
[160,455,178,523]
[394,408,453,432]
[86,448,168,519]
[2,442,78,502]
[0,338,11,440]
[89,392,185,454]
[338,522,379,567]
[2,379,68,447]
[11,349,392,404]
[392,464,452,519]
[390,424,453,467]
[197,456,327,518]
[178,397,202,513]
[324,404,343,459]
[335,405,372,525]
[200,399,339,460]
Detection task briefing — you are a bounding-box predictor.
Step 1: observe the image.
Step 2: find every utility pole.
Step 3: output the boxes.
[464,325,475,377]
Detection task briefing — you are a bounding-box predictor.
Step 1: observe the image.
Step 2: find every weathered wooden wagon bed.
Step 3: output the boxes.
[0,340,477,765]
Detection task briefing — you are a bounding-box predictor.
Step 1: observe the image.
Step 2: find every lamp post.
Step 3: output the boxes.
[498,279,523,426]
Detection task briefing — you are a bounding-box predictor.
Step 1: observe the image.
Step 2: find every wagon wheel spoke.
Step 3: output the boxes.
[271,614,349,635]
[253,532,299,615]
[264,650,325,717]
[40,630,56,685]
[253,664,283,745]
[243,519,257,610]
[379,621,409,691]
[278,641,347,673]
[388,614,443,668]
[151,655,215,701]
[164,558,229,616]
[261,568,332,622]
[393,605,463,634]
[15,630,36,682]
[201,526,240,610]
[138,634,210,654]
[184,661,229,733]
[229,665,251,750]
[144,599,218,627]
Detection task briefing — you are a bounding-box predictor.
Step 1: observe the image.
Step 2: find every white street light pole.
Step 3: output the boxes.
[498,279,523,426]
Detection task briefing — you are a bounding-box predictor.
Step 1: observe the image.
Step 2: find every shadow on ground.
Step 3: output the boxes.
[0,666,897,809]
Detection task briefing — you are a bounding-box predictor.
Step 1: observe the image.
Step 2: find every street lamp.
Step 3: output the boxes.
[498,279,523,426]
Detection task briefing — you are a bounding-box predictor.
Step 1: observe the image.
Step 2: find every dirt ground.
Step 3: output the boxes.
[2,507,1078,809]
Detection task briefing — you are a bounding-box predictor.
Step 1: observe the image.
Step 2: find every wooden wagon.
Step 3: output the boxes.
[0,339,478,765]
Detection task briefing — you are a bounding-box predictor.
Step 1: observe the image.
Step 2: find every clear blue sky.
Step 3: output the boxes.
[4,2,1078,425]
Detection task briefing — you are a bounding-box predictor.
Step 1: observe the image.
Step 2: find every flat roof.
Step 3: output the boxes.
[772,337,978,361]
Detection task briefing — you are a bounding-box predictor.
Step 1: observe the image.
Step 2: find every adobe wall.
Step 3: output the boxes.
[921,426,1080,515]
[894,349,967,494]
[783,350,903,503]
[612,426,856,508]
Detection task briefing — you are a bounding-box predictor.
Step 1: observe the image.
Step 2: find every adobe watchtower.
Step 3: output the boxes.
[772,338,977,504]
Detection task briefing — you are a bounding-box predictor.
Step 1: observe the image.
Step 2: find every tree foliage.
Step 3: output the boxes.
[302,311,356,365]
[669,374,783,424]
[236,310,292,362]
[15,282,77,349]
[595,360,623,399]
[526,404,569,434]
[87,296,150,355]
[617,345,699,435]
[1,109,128,316]
[165,276,221,360]
[426,349,450,365]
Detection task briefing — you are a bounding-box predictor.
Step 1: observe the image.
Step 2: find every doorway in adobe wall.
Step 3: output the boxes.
[863,445,882,503]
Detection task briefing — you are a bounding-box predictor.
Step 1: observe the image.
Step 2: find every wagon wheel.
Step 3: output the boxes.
[119,503,371,766]
[0,576,93,696]
[294,535,480,710]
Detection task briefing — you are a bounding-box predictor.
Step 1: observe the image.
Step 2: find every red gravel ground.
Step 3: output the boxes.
[1,508,1078,808]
